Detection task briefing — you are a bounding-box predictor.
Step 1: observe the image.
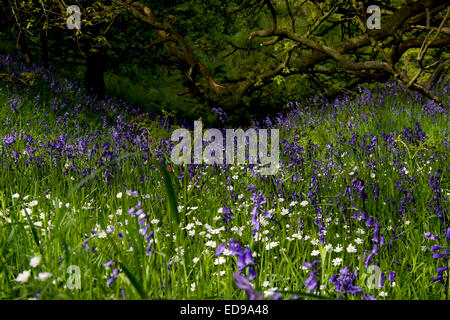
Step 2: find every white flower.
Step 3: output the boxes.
[334,245,343,253]
[37,272,52,281]
[264,288,278,297]
[311,250,320,256]
[263,281,270,288]
[98,231,107,239]
[300,200,308,207]
[205,240,217,248]
[16,270,31,283]
[214,257,226,265]
[223,249,233,256]
[332,258,342,267]
[292,233,302,240]
[182,222,193,231]
[151,219,160,224]
[20,208,32,217]
[12,193,20,199]
[379,291,388,297]
[193,257,200,264]
[346,244,357,253]
[28,200,38,208]
[265,242,279,250]
[30,256,41,268]
[355,238,363,244]
[116,192,122,199]
[190,283,196,292]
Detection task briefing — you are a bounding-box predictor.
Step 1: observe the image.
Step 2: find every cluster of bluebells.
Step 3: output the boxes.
[1,54,449,300]
[427,170,449,287]
[303,260,321,292]
[329,266,362,298]
[129,201,155,256]
[216,239,256,280]
[103,260,119,287]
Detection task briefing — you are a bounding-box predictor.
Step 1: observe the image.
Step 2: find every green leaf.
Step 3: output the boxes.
[118,262,147,299]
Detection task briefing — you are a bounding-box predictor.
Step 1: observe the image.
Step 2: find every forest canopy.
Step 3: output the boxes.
[0,0,449,122]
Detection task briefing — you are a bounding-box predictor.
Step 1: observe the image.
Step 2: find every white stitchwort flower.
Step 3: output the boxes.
[205,240,217,248]
[265,242,279,250]
[30,255,41,268]
[332,258,343,267]
[16,270,31,283]
[98,231,107,239]
[311,250,320,256]
[214,257,226,265]
[12,193,20,199]
[28,200,38,207]
[300,200,308,207]
[37,272,52,281]
[264,288,278,297]
[346,244,357,253]
[116,192,122,199]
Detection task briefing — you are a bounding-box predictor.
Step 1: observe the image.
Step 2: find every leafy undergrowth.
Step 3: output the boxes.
[0,55,449,300]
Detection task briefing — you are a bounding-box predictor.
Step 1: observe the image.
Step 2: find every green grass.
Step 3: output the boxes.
[0,66,449,300]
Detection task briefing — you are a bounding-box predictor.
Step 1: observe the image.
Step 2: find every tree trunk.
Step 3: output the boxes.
[85,51,106,96]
